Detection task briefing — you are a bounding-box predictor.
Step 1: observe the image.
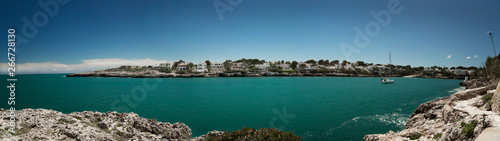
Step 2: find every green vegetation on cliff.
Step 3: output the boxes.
[204,127,303,141]
[461,121,478,137]
[479,54,500,82]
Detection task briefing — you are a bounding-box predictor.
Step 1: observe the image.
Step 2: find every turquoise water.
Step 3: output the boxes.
[1,74,462,140]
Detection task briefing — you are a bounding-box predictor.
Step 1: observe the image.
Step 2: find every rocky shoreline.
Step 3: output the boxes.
[0,108,222,141]
[66,70,466,79]
[364,81,500,141]
[65,71,374,78]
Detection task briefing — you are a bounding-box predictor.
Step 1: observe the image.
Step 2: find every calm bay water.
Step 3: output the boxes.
[1,74,462,140]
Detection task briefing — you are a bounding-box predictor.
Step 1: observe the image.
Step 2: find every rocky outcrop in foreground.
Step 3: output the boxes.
[364,84,499,141]
[0,109,220,140]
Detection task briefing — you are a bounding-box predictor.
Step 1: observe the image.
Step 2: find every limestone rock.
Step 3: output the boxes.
[491,80,500,113]
[365,86,495,141]
[0,109,193,140]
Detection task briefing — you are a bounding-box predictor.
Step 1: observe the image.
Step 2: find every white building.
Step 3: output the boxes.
[176,63,188,70]
[193,62,208,73]
[159,62,173,69]
[231,63,247,71]
[210,62,225,73]
[451,69,470,75]
[343,64,354,70]
[297,62,317,71]
[277,64,291,70]
[255,63,270,70]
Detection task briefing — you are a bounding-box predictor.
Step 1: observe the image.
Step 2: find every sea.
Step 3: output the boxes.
[1,74,463,140]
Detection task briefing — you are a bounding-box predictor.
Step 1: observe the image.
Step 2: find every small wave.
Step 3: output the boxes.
[301,112,409,138]
[301,118,353,138]
[356,113,409,127]
[448,86,465,94]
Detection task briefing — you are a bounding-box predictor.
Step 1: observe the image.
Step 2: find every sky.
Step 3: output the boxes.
[1,0,499,74]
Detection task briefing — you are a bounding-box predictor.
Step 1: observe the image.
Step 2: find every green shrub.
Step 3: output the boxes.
[461,121,478,137]
[204,127,303,141]
[479,55,500,82]
[73,116,82,120]
[9,123,31,135]
[176,70,187,74]
[483,93,493,102]
[409,134,421,140]
[158,68,172,73]
[433,133,442,140]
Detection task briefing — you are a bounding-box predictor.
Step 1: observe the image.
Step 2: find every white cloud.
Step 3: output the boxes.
[0,58,170,74]
[474,55,477,58]
[466,56,471,59]
[446,55,452,59]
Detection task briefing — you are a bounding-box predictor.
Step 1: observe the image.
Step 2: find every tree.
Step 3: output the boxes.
[281,60,285,64]
[248,66,258,73]
[205,60,211,72]
[299,64,307,69]
[418,66,425,71]
[306,59,316,64]
[468,66,478,70]
[356,61,366,66]
[173,60,184,69]
[325,60,330,66]
[342,60,348,66]
[318,60,324,66]
[188,63,194,72]
[479,55,500,82]
[224,60,232,71]
[331,60,339,66]
[291,61,298,70]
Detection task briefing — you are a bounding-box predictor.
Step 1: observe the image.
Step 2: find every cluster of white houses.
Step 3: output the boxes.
[152,61,382,73]
[157,61,224,73]
[119,60,475,75]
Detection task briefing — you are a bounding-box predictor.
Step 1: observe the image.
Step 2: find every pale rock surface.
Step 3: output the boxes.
[0,109,219,141]
[364,86,499,141]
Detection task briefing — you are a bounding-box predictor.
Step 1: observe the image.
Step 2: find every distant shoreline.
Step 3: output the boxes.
[65,71,465,80]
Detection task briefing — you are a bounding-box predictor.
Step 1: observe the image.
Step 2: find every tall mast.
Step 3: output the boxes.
[389,52,392,64]
[490,32,497,56]
[389,52,392,77]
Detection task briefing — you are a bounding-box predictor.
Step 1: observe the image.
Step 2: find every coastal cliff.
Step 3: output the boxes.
[0,109,221,140]
[364,82,499,141]
[0,109,302,141]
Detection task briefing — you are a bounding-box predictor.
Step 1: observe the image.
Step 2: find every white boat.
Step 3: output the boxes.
[381,52,395,84]
[380,78,394,84]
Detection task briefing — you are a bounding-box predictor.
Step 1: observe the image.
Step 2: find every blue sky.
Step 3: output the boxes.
[1,0,499,73]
